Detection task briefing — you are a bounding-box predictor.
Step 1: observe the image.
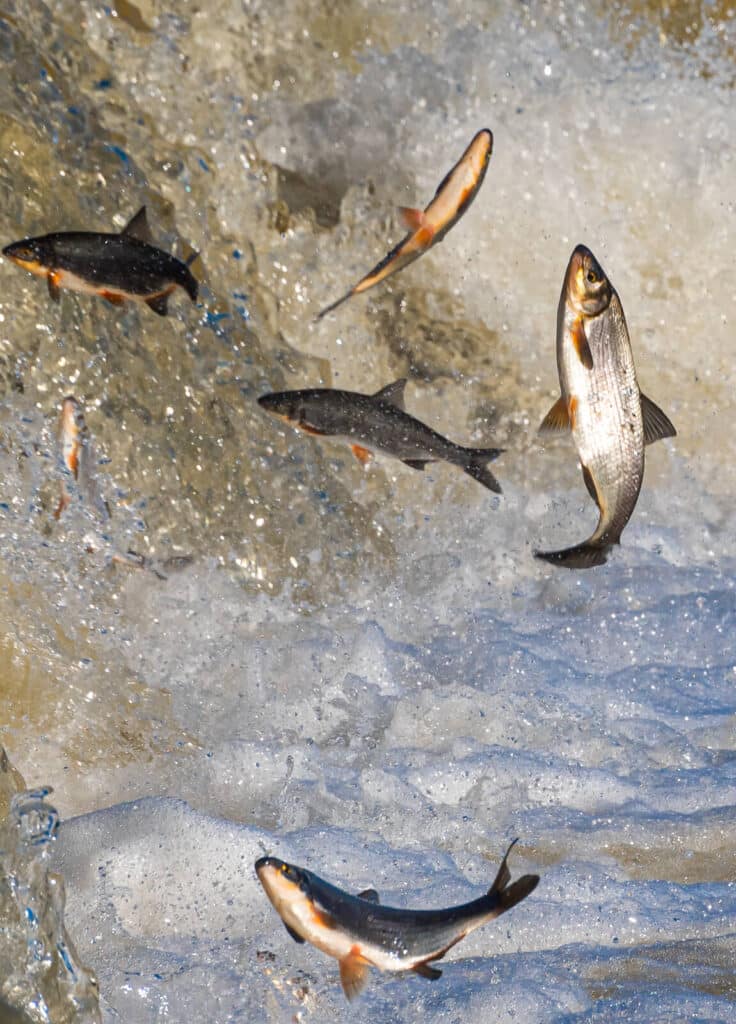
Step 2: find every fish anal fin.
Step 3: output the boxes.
[402,459,428,471]
[339,948,371,1001]
[373,378,407,410]
[122,205,152,242]
[539,396,570,433]
[351,444,373,465]
[641,392,676,445]
[356,888,380,904]
[47,272,61,303]
[412,961,442,981]
[283,921,306,944]
[571,317,594,369]
[398,206,426,231]
[145,292,169,316]
[414,224,435,248]
[100,290,125,306]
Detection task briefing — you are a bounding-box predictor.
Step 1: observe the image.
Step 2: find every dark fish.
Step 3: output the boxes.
[258,378,504,493]
[316,129,493,319]
[3,206,198,315]
[255,839,538,1000]
[536,244,676,568]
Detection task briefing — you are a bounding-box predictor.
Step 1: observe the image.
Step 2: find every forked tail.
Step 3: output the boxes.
[489,838,540,914]
[534,540,611,570]
[462,447,504,494]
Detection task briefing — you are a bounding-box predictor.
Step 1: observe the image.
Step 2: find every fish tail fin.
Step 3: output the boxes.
[489,838,539,915]
[462,447,504,494]
[315,289,354,321]
[534,541,611,569]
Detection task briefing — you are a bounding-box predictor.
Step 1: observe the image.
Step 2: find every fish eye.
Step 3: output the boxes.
[586,269,598,284]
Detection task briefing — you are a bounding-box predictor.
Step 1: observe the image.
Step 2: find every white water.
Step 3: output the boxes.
[1,1,734,1021]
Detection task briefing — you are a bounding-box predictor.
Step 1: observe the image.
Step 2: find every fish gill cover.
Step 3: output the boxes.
[0,0,734,1021]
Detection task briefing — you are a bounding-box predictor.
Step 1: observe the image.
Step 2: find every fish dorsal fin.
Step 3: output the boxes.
[538,396,570,433]
[282,920,306,944]
[398,206,426,231]
[412,961,442,980]
[373,379,407,410]
[402,459,428,471]
[356,888,380,904]
[339,951,370,1001]
[122,206,152,242]
[640,392,676,445]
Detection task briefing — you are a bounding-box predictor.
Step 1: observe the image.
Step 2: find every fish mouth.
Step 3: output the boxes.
[3,252,47,275]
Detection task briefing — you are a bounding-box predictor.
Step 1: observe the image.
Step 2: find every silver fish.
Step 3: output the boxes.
[536,244,676,568]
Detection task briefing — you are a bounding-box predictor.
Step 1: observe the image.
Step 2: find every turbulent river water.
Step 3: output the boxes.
[0,1,735,1021]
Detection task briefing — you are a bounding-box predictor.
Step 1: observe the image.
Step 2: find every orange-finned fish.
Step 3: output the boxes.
[316,129,493,319]
[55,396,110,521]
[255,840,538,1000]
[536,244,676,569]
[258,378,504,493]
[3,206,198,315]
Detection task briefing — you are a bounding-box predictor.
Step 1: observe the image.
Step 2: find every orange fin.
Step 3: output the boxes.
[47,272,61,303]
[567,395,578,430]
[571,317,593,369]
[54,486,70,520]
[398,206,426,231]
[414,224,435,248]
[339,950,370,1001]
[412,961,442,980]
[351,444,373,465]
[640,392,676,445]
[100,290,125,306]
[539,396,570,433]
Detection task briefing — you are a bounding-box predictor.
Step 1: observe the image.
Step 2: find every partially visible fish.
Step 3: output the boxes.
[55,396,110,521]
[258,378,504,493]
[536,244,676,568]
[255,839,539,1000]
[3,206,198,315]
[316,129,493,319]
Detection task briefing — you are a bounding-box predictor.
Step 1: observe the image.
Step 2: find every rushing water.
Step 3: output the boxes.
[0,0,735,1020]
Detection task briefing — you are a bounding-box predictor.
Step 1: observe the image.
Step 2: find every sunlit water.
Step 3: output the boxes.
[0,1,735,1021]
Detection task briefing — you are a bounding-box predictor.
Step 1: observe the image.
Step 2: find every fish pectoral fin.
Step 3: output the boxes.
[398,206,426,231]
[538,396,570,433]
[373,378,407,410]
[282,921,306,944]
[356,888,380,904]
[122,205,153,242]
[145,293,169,316]
[640,392,676,445]
[47,272,61,303]
[351,444,373,465]
[412,962,443,981]
[402,459,429,471]
[100,290,125,306]
[339,951,371,1001]
[571,317,594,370]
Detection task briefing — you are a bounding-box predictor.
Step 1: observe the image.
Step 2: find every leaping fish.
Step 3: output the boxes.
[55,395,110,521]
[316,129,493,319]
[536,244,676,569]
[255,840,539,1000]
[258,378,504,493]
[3,206,198,315]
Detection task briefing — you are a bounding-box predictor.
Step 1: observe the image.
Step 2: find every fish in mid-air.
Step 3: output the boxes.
[316,128,493,319]
[258,378,504,493]
[3,206,198,315]
[55,395,110,521]
[255,839,539,1000]
[536,244,676,568]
